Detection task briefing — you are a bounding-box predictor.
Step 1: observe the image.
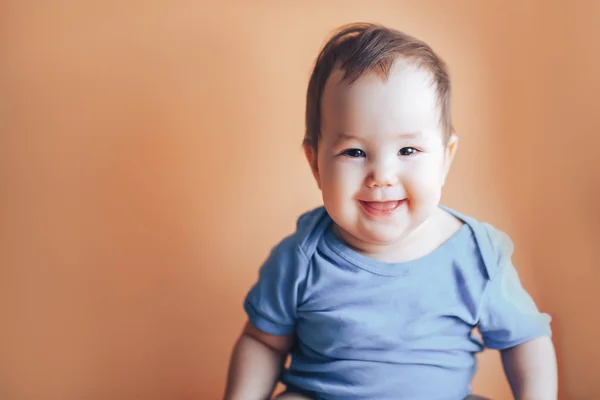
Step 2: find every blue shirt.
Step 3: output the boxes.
[244,206,551,400]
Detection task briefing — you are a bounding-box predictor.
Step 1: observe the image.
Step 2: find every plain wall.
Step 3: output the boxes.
[528,1,600,399]
[1,1,598,399]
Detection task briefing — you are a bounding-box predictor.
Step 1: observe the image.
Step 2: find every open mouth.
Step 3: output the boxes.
[359,200,405,216]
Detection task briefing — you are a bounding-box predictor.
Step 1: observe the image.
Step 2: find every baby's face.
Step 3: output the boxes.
[309,61,456,249]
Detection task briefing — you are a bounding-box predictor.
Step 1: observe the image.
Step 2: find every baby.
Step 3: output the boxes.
[224,23,557,400]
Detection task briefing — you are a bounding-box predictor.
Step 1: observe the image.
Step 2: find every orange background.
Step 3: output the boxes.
[1,1,599,399]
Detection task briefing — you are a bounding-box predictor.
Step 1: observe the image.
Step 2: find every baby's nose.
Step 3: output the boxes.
[366,161,399,188]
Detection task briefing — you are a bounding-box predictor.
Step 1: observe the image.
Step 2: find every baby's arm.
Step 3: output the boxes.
[501,336,557,400]
[224,321,294,400]
[478,225,556,399]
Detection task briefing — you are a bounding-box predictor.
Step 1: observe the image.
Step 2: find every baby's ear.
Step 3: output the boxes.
[442,133,459,186]
[303,144,321,190]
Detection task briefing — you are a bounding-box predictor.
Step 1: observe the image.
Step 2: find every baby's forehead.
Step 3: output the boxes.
[323,62,439,110]
[321,62,442,131]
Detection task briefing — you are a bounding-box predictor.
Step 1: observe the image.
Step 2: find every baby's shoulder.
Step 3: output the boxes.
[291,206,331,257]
[440,205,512,281]
[263,206,331,270]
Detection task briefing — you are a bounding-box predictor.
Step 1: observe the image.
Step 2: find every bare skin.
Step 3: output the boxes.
[223,322,294,400]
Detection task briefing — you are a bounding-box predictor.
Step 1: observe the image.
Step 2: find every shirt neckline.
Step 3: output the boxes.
[321,208,474,277]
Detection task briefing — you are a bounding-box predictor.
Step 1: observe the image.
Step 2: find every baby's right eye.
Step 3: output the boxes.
[341,149,366,158]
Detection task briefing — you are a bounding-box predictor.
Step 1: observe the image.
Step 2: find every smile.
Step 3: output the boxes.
[358,200,405,216]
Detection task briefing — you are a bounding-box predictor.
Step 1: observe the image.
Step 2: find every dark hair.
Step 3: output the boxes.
[305,22,452,150]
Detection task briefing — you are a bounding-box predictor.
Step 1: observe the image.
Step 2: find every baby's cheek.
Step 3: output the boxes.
[321,174,353,214]
[405,171,443,206]
[326,168,357,196]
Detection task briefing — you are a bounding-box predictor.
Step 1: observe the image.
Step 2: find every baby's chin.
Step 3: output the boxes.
[357,228,411,247]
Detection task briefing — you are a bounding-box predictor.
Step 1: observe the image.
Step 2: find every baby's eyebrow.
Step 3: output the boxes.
[334,131,424,145]
[333,132,363,146]
[394,131,424,140]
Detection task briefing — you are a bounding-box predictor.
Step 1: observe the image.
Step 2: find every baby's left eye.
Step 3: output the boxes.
[399,147,418,156]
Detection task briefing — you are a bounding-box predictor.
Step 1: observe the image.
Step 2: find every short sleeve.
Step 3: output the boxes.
[478,227,552,350]
[244,235,308,336]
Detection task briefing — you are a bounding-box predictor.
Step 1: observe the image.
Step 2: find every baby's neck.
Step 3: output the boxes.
[334,208,464,263]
